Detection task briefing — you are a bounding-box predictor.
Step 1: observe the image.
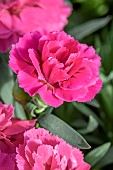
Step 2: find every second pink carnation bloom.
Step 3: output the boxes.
[0,102,36,170]
[16,128,90,170]
[0,0,71,52]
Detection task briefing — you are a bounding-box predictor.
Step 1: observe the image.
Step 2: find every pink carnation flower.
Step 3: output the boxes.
[0,102,36,170]
[0,102,14,131]
[9,31,102,107]
[0,0,72,52]
[16,128,90,170]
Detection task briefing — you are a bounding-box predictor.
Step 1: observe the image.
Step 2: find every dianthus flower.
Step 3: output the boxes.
[9,31,102,107]
[0,102,36,170]
[16,128,90,170]
[0,102,13,131]
[0,0,72,52]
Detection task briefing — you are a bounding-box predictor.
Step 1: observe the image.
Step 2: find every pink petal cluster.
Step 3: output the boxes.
[16,128,90,170]
[9,31,102,107]
[0,0,72,52]
[0,102,36,170]
[0,102,14,131]
[0,102,90,169]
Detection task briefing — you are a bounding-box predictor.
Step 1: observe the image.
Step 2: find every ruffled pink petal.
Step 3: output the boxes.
[55,142,72,160]
[25,139,41,167]
[0,23,12,39]
[87,58,101,76]
[60,156,68,169]
[0,10,12,29]
[9,45,28,74]
[4,119,36,135]
[0,103,14,131]
[80,46,95,59]
[54,87,87,102]
[65,54,83,77]
[47,41,61,53]
[61,38,79,54]
[42,57,59,81]
[34,156,45,170]
[60,66,92,90]
[16,32,40,63]
[57,31,71,41]
[38,85,63,107]
[37,35,49,53]
[28,49,45,80]
[76,162,90,170]
[37,145,53,164]
[16,145,31,170]
[72,148,83,165]
[41,41,53,62]
[0,34,19,52]
[55,47,69,63]
[19,0,71,33]
[51,153,61,170]
[48,64,70,85]
[24,128,49,144]
[18,68,44,96]
[78,79,102,102]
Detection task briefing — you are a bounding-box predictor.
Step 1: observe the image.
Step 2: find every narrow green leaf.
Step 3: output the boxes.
[108,71,113,82]
[96,146,113,168]
[100,71,113,85]
[78,115,98,134]
[85,142,111,167]
[72,102,103,126]
[43,107,54,115]
[68,16,111,40]
[38,113,91,149]
[100,84,113,120]
[14,101,27,119]
[86,99,100,108]
[0,57,14,104]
